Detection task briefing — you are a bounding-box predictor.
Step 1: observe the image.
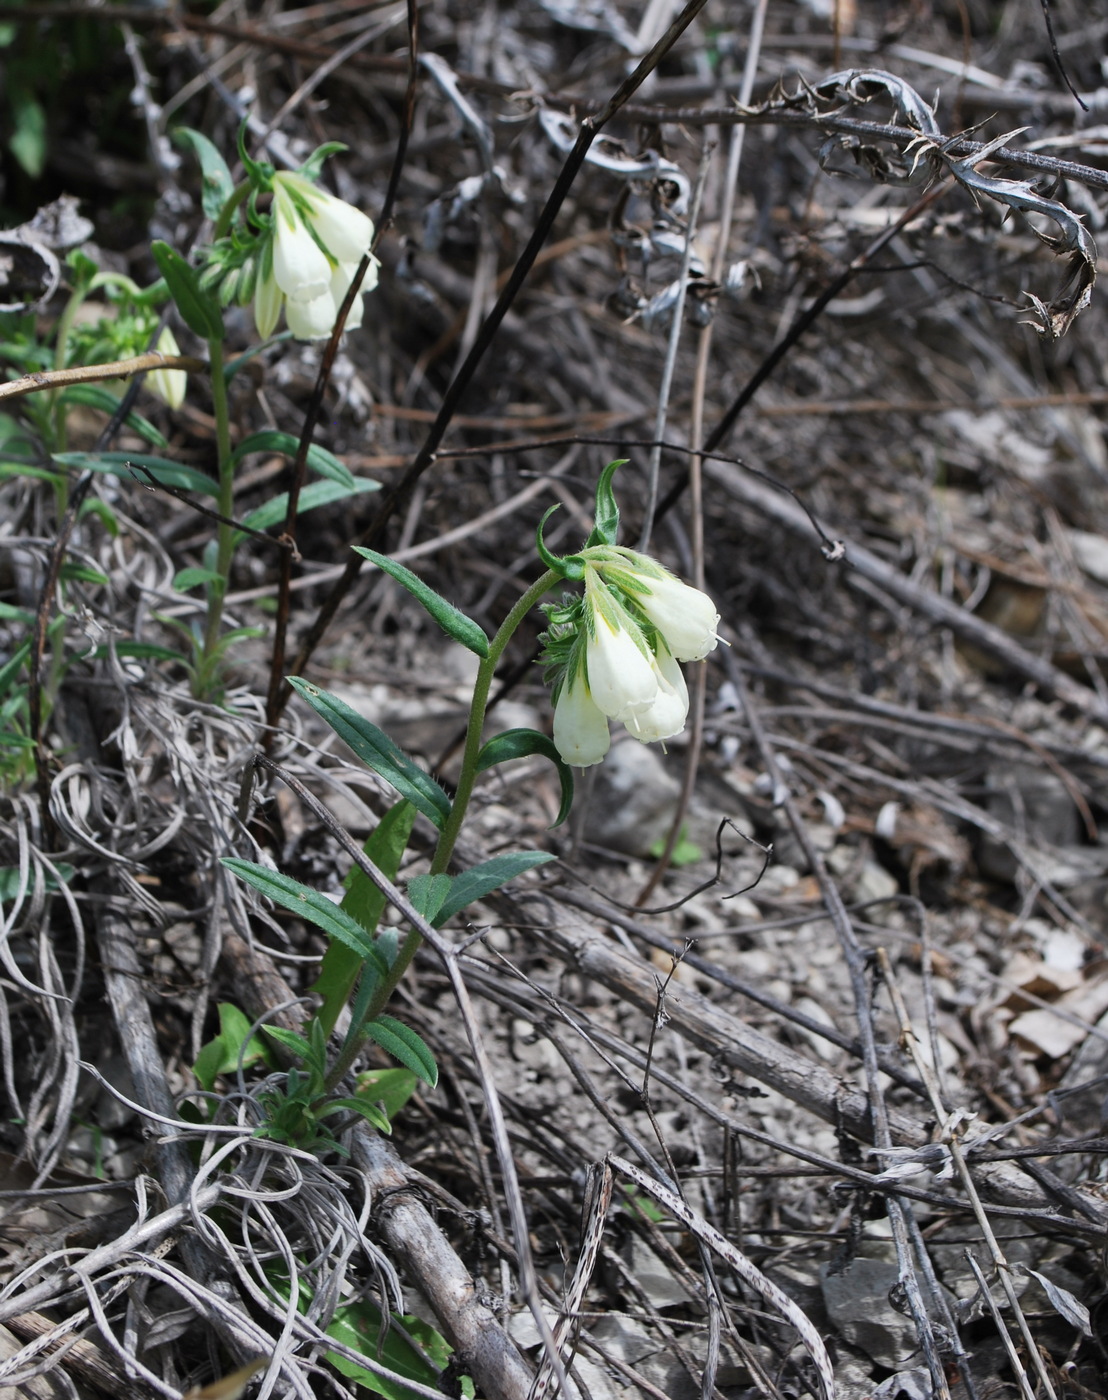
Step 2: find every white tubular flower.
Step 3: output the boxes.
[148,328,186,410]
[286,291,339,341]
[272,182,333,303]
[277,172,375,263]
[583,570,659,726]
[592,548,719,661]
[632,572,720,661]
[256,172,378,341]
[552,670,611,767]
[624,645,688,743]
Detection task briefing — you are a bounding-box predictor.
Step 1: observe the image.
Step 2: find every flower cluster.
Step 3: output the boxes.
[254,172,378,341]
[198,159,379,343]
[543,546,720,767]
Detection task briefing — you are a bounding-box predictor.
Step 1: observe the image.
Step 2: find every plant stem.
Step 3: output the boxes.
[199,336,236,678]
[324,567,561,1085]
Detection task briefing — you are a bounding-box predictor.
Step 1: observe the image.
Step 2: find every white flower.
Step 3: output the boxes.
[254,172,379,341]
[593,549,720,661]
[624,645,688,743]
[278,172,375,262]
[583,570,659,727]
[148,327,186,410]
[552,669,611,767]
[632,572,720,661]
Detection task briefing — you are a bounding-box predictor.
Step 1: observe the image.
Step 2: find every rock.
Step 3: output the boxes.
[978,764,1082,882]
[582,740,680,856]
[820,1252,919,1368]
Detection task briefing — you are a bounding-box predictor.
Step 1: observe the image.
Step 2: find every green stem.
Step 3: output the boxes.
[199,336,236,679]
[322,567,561,1093]
[214,181,252,240]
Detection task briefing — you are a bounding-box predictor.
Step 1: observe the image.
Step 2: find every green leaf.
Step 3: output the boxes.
[363,1016,438,1087]
[0,643,30,701]
[407,873,452,925]
[319,1095,391,1134]
[173,127,235,220]
[261,1024,314,1063]
[231,430,356,490]
[238,477,378,536]
[0,861,74,905]
[287,678,451,830]
[312,800,417,1039]
[324,1301,458,1400]
[59,562,107,586]
[434,851,556,926]
[352,548,489,658]
[173,567,223,593]
[222,859,391,978]
[9,90,46,179]
[60,385,170,450]
[52,450,218,496]
[352,1066,419,1121]
[193,1002,270,1091]
[78,495,119,537]
[476,728,574,827]
[585,458,626,548]
[151,241,224,340]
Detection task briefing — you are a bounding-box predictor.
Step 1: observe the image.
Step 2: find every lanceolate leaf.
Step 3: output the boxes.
[434,851,556,926]
[232,430,356,490]
[60,385,169,449]
[364,1016,438,1087]
[53,450,219,496]
[173,126,236,219]
[151,241,224,340]
[287,678,451,829]
[407,873,452,925]
[239,477,378,536]
[353,548,489,658]
[222,859,391,978]
[476,728,574,827]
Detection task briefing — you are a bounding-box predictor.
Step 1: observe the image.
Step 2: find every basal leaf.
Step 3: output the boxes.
[353,1067,419,1120]
[193,1002,270,1091]
[60,385,170,449]
[353,548,489,658]
[287,678,450,830]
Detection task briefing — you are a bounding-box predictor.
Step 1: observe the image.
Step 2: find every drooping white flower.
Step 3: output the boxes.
[624,644,688,743]
[592,548,720,661]
[148,327,187,410]
[583,568,659,727]
[632,571,719,661]
[552,668,611,767]
[277,172,375,263]
[253,172,379,341]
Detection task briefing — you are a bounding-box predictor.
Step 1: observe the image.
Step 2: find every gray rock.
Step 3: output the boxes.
[582,740,680,856]
[978,763,1082,882]
[820,1254,919,1369]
